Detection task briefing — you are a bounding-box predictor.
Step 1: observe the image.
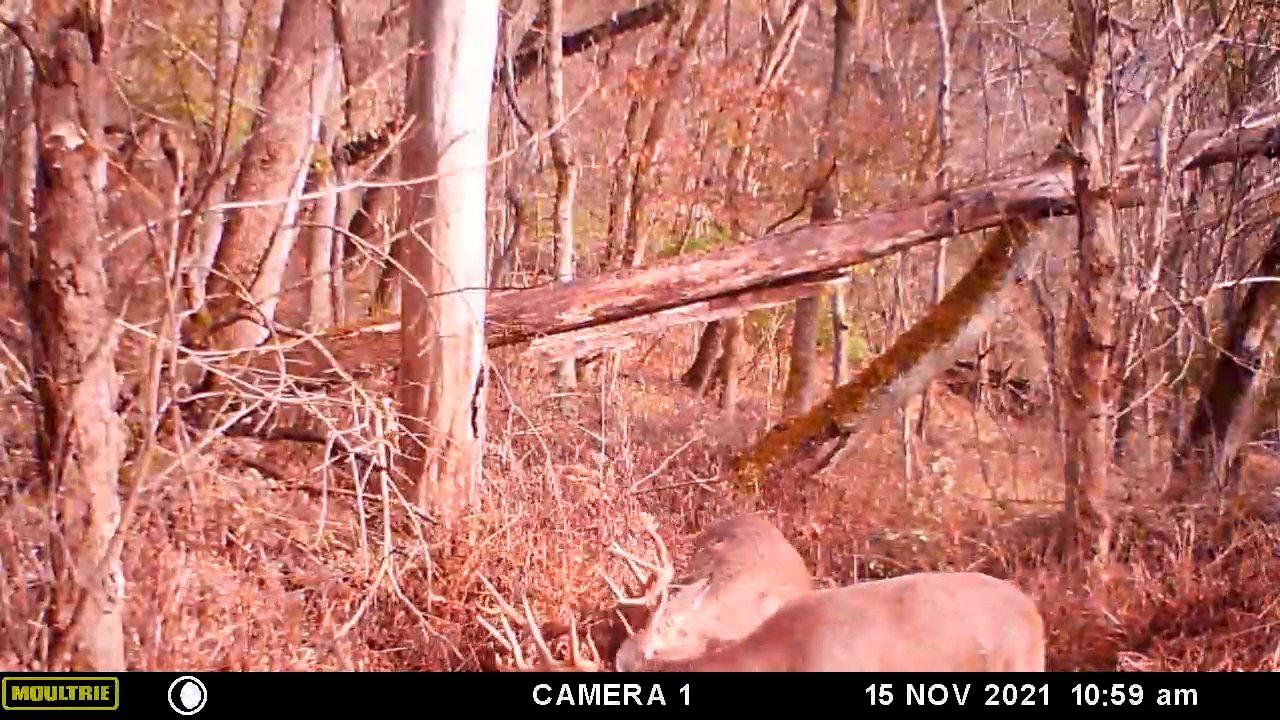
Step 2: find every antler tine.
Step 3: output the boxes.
[582,620,604,667]
[567,616,582,666]
[476,573,597,672]
[479,574,526,625]
[600,514,675,609]
[563,616,603,670]
[477,574,538,670]
[476,609,529,670]
[521,595,558,668]
[609,543,655,584]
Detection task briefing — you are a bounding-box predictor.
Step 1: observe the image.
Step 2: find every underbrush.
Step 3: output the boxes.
[1,338,1278,672]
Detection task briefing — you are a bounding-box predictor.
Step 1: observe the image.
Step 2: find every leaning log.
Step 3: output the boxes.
[325,110,1280,360]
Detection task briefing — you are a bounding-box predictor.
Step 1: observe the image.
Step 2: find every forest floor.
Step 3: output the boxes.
[2,286,1280,672]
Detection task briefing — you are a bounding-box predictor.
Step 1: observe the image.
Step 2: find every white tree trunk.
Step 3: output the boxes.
[397,0,499,523]
[545,0,578,389]
[306,134,339,332]
[186,0,245,310]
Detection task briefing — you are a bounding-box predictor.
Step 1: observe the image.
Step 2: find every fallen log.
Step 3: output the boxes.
[324,109,1280,360]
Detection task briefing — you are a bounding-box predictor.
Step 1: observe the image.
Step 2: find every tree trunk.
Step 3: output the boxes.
[621,0,712,268]
[490,184,528,288]
[544,0,578,390]
[785,295,823,413]
[357,158,401,315]
[305,129,339,331]
[717,315,744,416]
[916,0,953,439]
[2,0,36,301]
[186,0,246,311]
[396,0,499,523]
[1174,226,1280,495]
[202,0,334,352]
[731,218,1044,497]
[603,97,647,268]
[1062,0,1119,563]
[830,281,850,385]
[684,320,727,394]
[29,22,128,671]
[785,0,849,415]
[330,154,355,325]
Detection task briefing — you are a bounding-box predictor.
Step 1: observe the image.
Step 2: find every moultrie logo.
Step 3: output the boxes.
[2,676,120,711]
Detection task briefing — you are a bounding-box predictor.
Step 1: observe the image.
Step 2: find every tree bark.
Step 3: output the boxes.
[396,0,499,523]
[490,184,527,288]
[683,320,727,394]
[186,0,246,311]
[2,0,36,301]
[717,315,744,416]
[202,0,334,352]
[357,157,401,315]
[1062,0,1120,563]
[916,0,953,439]
[785,295,823,412]
[785,0,846,415]
[830,281,850,385]
[544,0,578,389]
[1174,225,1280,495]
[305,128,340,331]
[28,22,128,671]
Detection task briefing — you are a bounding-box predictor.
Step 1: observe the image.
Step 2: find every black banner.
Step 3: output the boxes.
[0,671,1251,717]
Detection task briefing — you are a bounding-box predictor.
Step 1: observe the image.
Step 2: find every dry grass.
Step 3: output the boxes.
[1,304,1279,673]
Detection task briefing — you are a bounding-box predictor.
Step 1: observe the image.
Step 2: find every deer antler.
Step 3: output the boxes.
[599,514,675,636]
[476,574,601,672]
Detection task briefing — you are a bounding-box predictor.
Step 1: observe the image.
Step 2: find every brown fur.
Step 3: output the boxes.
[615,514,814,670]
[648,571,1047,672]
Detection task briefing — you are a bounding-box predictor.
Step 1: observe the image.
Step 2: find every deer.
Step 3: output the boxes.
[476,514,1047,672]
[633,570,1047,671]
[611,513,815,671]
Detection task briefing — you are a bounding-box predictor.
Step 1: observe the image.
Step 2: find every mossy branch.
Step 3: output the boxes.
[730,216,1045,496]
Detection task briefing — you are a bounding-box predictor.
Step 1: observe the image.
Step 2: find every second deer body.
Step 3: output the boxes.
[640,570,1046,671]
[480,513,1047,672]
[614,515,1045,672]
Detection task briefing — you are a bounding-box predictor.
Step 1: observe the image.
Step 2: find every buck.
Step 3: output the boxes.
[611,513,815,671]
[634,570,1047,671]
[477,515,1046,672]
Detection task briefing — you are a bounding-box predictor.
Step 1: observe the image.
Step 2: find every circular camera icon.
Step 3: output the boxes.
[167,675,208,716]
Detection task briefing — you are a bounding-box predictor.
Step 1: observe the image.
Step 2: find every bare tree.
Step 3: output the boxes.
[1,0,35,300]
[396,0,499,523]
[202,0,335,353]
[915,0,954,438]
[305,124,340,331]
[20,6,128,670]
[185,0,246,311]
[687,0,808,412]
[620,0,713,268]
[1061,0,1122,563]
[544,0,578,390]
